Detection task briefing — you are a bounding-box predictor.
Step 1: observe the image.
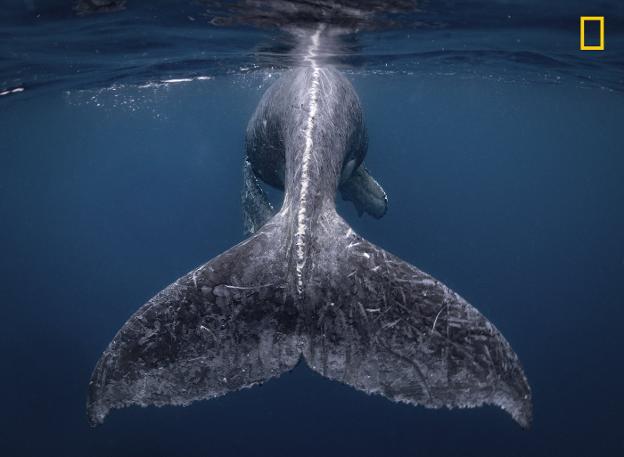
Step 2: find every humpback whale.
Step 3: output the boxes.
[87,27,531,428]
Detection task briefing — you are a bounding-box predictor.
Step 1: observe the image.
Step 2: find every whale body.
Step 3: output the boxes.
[87,31,531,427]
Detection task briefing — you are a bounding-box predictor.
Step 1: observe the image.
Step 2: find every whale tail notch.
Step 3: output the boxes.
[87,211,531,428]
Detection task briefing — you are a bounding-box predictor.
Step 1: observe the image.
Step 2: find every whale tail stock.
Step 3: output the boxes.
[87,209,532,428]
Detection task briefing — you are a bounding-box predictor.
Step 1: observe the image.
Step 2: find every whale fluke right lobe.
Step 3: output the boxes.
[304,211,532,428]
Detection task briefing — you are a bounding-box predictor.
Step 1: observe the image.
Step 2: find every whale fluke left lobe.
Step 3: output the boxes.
[87,215,299,426]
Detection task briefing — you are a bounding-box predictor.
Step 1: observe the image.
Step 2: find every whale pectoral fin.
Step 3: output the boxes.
[87,218,299,426]
[242,158,275,234]
[304,223,532,428]
[339,164,388,218]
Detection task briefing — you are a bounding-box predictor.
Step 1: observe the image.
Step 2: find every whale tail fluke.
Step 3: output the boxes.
[88,211,531,428]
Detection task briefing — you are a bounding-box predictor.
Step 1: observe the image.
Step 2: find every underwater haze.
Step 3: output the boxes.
[1,1,624,456]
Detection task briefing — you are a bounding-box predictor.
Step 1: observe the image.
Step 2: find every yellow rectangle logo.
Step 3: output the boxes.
[580,16,605,50]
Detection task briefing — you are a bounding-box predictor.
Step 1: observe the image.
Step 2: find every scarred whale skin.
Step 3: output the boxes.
[87,28,532,428]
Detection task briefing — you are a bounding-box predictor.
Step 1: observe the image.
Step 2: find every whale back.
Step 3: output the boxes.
[245,67,367,192]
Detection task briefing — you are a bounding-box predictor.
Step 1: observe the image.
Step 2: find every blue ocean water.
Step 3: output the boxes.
[1,1,623,456]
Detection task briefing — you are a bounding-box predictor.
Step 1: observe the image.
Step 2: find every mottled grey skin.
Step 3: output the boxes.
[87,65,532,428]
[242,158,275,234]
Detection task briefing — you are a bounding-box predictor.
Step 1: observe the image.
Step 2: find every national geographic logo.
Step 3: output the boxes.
[580,16,605,51]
